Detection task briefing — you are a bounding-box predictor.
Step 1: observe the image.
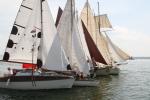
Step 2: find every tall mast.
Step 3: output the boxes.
[70,0,73,65]
[87,0,89,27]
[41,0,43,39]
[98,1,101,36]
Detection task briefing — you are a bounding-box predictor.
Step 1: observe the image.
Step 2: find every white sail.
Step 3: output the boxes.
[57,0,90,76]
[94,14,112,29]
[3,0,41,64]
[106,33,130,61]
[80,1,112,65]
[105,33,124,63]
[36,0,69,71]
[77,18,92,65]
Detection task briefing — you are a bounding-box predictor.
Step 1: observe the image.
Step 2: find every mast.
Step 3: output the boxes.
[87,0,89,27]
[70,0,73,65]
[97,1,101,46]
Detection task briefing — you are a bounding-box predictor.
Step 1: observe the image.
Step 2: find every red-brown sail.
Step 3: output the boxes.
[81,21,107,65]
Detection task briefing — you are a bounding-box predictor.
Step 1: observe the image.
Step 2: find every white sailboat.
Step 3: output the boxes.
[0,0,74,90]
[57,0,99,86]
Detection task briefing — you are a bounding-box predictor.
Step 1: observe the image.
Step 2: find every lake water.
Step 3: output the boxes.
[0,59,150,100]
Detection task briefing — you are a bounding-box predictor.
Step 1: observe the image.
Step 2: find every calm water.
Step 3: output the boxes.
[0,59,150,100]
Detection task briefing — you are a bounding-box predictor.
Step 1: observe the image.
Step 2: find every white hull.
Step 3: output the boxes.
[109,67,120,75]
[95,67,109,76]
[73,80,100,87]
[0,79,75,90]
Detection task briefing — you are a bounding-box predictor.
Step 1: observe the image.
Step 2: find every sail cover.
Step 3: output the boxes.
[57,0,90,75]
[3,0,41,64]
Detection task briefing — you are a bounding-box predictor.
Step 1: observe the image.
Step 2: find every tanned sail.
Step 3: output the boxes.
[94,14,112,29]
[80,1,112,65]
[82,21,107,65]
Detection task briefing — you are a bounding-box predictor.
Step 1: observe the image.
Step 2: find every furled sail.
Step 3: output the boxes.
[80,1,112,65]
[36,0,69,71]
[57,0,90,75]
[94,14,112,29]
[3,0,41,64]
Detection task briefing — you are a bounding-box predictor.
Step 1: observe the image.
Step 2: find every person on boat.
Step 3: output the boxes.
[67,64,72,70]
[7,67,13,76]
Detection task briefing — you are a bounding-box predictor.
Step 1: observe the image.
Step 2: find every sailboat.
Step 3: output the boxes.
[0,0,75,90]
[56,0,99,86]
[95,13,131,75]
[80,1,112,76]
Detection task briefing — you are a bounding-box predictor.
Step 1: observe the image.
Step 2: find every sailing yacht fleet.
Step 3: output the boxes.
[0,0,131,90]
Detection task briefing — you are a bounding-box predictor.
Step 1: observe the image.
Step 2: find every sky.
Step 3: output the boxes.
[0,0,150,57]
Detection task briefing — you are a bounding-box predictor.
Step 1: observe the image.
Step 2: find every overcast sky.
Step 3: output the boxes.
[0,0,150,57]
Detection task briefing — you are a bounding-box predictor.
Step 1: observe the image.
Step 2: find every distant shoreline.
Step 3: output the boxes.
[133,57,150,59]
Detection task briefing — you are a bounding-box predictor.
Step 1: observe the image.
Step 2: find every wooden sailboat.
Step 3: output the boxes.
[80,1,112,76]
[0,0,75,90]
[56,0,99,86]
[94,14,130,75]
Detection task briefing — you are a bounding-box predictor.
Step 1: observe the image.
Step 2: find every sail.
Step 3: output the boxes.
[114,45,130,60]
[80,1,112,65]
[82,21,107,65]
[3,0,41,64]
[37,0,69,71]
[105,33,124,63]
[55,7,63,27]
[57,0,90,75]
[80,1,97,43]
[94,14,112,29]
[78,18,92,63]
[106,34,130,61]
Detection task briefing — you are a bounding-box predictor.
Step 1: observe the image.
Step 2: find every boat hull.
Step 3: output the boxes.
[109,67,120,75]
[73,79,100,87]
[0,76,75,90]
[95,67,109,76]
